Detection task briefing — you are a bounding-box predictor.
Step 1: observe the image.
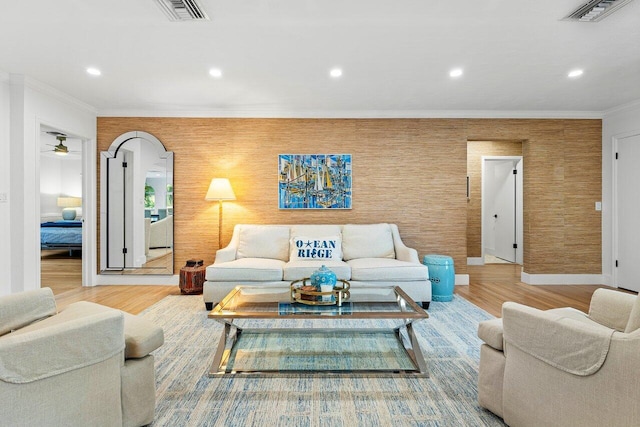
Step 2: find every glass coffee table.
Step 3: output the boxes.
[208,285,429,377]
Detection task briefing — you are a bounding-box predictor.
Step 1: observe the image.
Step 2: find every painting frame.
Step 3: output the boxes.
[278,154,352,209]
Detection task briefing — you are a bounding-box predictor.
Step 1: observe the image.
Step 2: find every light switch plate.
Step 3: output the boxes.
[595,201,602,211]
[0,192,7,203]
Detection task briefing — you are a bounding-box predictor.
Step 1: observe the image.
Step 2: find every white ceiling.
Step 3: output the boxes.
[1,0,639,117]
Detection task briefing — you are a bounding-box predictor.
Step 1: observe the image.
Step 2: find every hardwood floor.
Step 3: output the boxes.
[44,261,635,317]
[458,264,632,317]
[42,250,179,314]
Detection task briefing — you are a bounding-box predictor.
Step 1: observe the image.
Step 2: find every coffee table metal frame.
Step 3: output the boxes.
[208,285,429,377]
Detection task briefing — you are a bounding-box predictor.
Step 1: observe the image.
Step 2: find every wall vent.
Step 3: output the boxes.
[563,0,635,22]
[153,0,210,21]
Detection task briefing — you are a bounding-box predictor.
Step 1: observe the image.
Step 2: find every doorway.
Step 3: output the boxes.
[482,156,523,264]
[39,127,84,293]
[614,132,640,292]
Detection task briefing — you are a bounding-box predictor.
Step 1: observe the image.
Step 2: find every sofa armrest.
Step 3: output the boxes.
[215,245,237,263]
[122,312,164,359]
[0,288,57,336]
[0,311,125,384]
[478,318,504,351]
[503,302,615,376]
[395,245,419,263]
[588,288,636,331]
[389,224,419,263]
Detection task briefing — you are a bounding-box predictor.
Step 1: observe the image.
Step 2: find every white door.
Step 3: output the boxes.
[616,134,640,292]
[493,160,517,262]
[482,156,523,264]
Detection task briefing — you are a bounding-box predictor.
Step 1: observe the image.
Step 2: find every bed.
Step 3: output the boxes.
[40,220,82,253]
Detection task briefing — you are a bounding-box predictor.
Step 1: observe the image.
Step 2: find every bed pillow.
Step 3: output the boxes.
[342,223,395,260]
[290,235,342,261]
[237,225,290,261]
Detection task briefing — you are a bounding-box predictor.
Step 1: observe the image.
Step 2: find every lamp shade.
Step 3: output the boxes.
[205,178,236,201]
[57,196,81,220]
[57,197,82,207]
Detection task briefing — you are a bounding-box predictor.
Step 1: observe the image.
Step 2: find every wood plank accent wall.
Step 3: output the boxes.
[466,140,523,258]
[97,118,601,277]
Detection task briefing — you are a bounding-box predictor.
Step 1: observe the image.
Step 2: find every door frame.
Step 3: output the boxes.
[612,130,640,289]
[36,121,95,288]
[481,156,524,264]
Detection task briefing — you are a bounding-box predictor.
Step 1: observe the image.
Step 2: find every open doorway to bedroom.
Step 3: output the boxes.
[39,128,83,293]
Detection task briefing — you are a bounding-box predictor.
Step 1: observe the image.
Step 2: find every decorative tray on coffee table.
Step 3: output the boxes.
[290,278,351,306]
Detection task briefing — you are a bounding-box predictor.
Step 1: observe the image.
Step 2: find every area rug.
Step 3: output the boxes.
[141,295,505,426]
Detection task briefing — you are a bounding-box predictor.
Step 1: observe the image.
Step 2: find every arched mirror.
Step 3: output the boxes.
[100,131,173,274]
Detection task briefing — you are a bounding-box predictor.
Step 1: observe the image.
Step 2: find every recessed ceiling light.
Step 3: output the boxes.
[449,68,463,78]
[209,68,222,78]
[330,68,342,78]
[86,67,101,76]
[568,69,584,78]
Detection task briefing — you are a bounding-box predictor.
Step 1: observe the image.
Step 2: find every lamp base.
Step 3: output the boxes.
[62,208,77,220]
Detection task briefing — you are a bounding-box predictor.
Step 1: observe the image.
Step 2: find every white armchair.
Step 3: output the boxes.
[478,288,640,426]
[0,288,164,427]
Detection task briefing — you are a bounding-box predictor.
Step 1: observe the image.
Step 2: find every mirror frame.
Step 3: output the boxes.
[100,131,174,275]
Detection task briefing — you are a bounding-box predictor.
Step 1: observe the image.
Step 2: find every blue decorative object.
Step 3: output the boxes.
[423,254,455,302]
[310,265,337,289]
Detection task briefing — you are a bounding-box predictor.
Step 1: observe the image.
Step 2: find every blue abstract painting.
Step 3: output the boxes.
[278,154,352,209]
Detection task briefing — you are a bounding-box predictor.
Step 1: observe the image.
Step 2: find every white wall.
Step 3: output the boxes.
[0,72,11,296]
[40,156,62,215]
[40,151,82,218]
[602,100,640,286]
[2,75,96,296]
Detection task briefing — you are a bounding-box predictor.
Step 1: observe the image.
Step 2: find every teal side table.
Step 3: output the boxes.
[423,254,455,302]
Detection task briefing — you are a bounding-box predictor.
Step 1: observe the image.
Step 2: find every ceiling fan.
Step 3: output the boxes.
[42,132,80,156]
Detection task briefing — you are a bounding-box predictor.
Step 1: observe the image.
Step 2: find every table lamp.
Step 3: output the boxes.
[57,196,82,220]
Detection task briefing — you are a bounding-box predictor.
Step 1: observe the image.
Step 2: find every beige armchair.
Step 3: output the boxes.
[0,288,164,427]
[478,288,640,426]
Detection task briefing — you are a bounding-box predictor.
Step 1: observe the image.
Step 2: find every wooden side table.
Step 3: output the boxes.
[179,259,206,295]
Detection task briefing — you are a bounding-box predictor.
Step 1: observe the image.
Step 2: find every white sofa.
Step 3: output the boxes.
[203,223,431,310]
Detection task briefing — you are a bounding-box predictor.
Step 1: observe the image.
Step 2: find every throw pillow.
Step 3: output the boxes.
[290,235,342,261]
[342,223,395,260]
[237,225,290,261]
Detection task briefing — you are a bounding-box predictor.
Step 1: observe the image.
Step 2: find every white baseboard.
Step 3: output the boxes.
[521,272,604,285]
[455,274,470,285]
[467,257,484,265]
[95,274,179,286]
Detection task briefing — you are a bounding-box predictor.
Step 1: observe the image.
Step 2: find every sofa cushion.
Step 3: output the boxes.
[237,225,290,261]
[342,223,395,260]
[347,258,428,281]
[283,260,351,281]
[206,258,285,281]
[290,235,342,261]
[291,224,342,237]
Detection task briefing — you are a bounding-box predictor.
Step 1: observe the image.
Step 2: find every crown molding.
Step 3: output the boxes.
[603,98,640,117]
[97,108,604,119]
[11,75,97,114]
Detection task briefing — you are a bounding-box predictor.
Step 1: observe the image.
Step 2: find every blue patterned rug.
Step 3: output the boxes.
[141,294,505,426]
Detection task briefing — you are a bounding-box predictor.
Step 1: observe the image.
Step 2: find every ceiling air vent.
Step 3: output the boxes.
[563,0,635,22]
[153,0,210,21]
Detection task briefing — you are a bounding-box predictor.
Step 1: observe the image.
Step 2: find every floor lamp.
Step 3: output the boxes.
[205,178,236,248]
